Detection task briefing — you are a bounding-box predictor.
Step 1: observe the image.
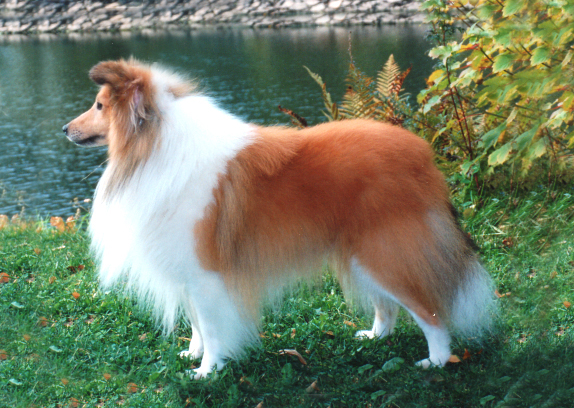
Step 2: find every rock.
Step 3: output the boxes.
[0,0,425,34]
[310,3,325,12]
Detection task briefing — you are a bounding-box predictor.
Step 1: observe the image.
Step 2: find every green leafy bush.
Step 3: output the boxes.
[419,0,574,184]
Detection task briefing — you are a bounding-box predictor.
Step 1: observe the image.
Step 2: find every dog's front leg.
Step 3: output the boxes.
[184,270,256,379]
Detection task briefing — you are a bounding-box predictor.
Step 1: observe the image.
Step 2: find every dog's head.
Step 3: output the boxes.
[63,59,160,157]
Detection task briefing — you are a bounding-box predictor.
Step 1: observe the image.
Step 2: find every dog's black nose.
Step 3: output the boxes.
[62,124,69,135]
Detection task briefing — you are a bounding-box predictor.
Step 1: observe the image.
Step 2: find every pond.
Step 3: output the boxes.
[0,25,434,217]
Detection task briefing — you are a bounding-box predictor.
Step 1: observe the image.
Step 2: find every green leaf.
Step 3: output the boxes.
[423,95,441,114]
[358,364,374,374]
[382,357,404,373]
[479,122,507,150]
[531,47,551,66]
[561,50,572,68]
[488,143,512,166]
[8,379,23,386]
[503,0,524,16]
[525,138,546,159]
[371,390,387,400]
[49,345,63,353]
[480,395,496,405]
[493,53,515,73]
[515,124,541,152]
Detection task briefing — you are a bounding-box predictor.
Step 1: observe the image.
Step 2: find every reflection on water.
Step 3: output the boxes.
[0,26,433,217]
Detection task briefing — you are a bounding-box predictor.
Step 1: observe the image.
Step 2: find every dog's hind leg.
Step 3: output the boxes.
[350,257,452,368]
[355,297,399,339]
[410,314,452,368]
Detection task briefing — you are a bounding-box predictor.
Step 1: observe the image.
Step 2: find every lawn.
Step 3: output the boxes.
[1,189,573,407]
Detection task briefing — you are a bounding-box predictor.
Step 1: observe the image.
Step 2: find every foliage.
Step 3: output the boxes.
[1,190,574,406]
[300,53,412,127]
[419,0,574,184]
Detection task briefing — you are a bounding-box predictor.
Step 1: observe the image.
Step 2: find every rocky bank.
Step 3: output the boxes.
[0,0,424,34]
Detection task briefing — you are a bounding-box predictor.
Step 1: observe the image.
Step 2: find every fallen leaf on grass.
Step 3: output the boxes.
[50,217,66,232]
[23,334,31,341]
[564,301,571,308]
[72,292,80,299]
[448,355,461,363]
[64,318,74,327]
[255,403,264,408]
[0,350,7,360]
[463,349,472,360]
[0,272,10,283]
[33,248,41,255]
[550,271,558,278]
[279,349,307,365]
[25,274,35,283]
[85,315,95,324]
[322,330,335,338]
[502,237,514,247]
[67,264,85,274]
[291,328,296,338]
[344,320,357,328]
[49,276,56,284]
[103,373,111,381]
[0,214,8,229]
[127,383,138,393]
[10,301,24,309]
[38,317,48,327]
[66,216,76,230]
[306,380,320,394]
[61,378,69,386]
[556,328,565,336]
[239,376,253,386]
[69,397,79,407]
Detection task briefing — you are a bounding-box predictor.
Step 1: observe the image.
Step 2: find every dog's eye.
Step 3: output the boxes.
[96,102,103,110]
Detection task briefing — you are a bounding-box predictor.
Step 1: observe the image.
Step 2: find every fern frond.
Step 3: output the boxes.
[390,67,411,98]
[340,63,377,119]
[304,66,338,121]
[376,55,401,98]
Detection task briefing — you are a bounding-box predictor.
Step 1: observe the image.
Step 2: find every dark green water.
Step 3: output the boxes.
[0,26,433,217]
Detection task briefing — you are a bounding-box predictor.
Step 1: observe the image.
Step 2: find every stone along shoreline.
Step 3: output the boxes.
[0,0,424,34]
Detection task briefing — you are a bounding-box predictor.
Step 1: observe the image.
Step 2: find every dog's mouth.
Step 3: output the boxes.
[71,134,106,147]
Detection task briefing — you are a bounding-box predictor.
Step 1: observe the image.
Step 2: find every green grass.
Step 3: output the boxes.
[1,190,573,408]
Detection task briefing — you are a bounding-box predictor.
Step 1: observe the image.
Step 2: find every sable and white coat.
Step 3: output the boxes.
[63,59,494,379]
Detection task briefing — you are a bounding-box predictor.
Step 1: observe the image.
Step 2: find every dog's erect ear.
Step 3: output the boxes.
[89,59,154,130]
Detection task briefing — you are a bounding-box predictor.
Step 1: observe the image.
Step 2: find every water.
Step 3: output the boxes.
[0,26,434,217]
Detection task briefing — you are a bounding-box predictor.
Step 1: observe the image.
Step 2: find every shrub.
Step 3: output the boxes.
[418,0,574,185]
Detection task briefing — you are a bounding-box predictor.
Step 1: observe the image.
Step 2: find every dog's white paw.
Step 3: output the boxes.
[355,329,377,339]
[415,356,449,369]
[185,368,213,380]
[354,327,393,340]
[179,349,203,360]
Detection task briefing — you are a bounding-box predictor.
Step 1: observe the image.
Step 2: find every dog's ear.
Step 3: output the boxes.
[89,60,153,129]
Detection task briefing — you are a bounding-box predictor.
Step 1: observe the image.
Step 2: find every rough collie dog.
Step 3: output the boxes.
[63,59,494,379]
